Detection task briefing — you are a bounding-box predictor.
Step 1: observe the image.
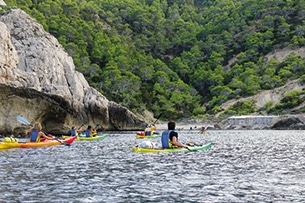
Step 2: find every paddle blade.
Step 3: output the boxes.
[16,115,31,126]
[78,119,88,129]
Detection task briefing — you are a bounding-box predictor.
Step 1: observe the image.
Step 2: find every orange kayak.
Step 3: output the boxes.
[0,136,76,150]
[20,136,76,148]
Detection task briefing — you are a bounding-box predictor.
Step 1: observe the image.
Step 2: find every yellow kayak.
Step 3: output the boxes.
[0,142,21,150]
[135,131,160,139]
[135,134,161,139]
[132,142,213,153]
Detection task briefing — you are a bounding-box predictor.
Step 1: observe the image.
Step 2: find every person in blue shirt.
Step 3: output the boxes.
[161,120,188,149]
[70,126,81,136]
[27,122,55,142]
[85,125,96,137]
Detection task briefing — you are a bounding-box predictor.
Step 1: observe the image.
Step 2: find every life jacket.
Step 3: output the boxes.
[85,129,90,137]
[161,130,174,149]
[145,129,152,136]
[71,128,77,136]
[145,125,156,136]
[30,130,40,142]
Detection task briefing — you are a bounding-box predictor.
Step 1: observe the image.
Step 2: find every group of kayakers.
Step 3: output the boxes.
[27,118,202,148]
[27,122,97,143]
[189,126,206,133]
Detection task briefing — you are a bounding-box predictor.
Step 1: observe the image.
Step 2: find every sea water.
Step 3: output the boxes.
[0,130,304,202]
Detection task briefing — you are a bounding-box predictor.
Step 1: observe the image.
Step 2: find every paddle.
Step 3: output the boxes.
[184,146,193,152]
[16,115,31,126]
[78,119,88,130]
[152,113,163,125]
[94,123,100,129]
[145,113,162,133]
[16,115,67,145]
[185,141,206,152]
[186,141,203,147]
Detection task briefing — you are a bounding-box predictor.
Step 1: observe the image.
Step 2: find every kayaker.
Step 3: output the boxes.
[144,124,156,136]
[85,125,95,137]
[161,120,188,149]
[70,126,81,136]
[92,127,97,137]
[27,122,56,142]
[200,126,206,134]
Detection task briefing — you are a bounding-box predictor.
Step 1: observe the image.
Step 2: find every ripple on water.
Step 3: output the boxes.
[0,130,305,202]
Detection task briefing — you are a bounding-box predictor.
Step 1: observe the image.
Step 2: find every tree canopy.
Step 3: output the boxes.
[4,0,305,119]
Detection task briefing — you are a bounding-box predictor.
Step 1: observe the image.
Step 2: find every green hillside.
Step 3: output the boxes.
[3,0,305,120]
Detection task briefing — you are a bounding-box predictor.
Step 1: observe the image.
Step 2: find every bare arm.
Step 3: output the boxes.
[39,132,55,140]
[171,136,187,148]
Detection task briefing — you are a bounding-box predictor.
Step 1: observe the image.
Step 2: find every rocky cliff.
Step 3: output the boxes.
[0,6,146,136]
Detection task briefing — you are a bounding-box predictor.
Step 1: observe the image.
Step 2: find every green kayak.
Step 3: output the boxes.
[62,134,107,141]
[132,142,213,153]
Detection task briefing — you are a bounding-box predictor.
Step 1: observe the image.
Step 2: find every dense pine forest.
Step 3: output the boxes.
[3,0,305,120]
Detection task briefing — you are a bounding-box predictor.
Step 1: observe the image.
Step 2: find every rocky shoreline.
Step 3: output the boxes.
[154,115,305,131]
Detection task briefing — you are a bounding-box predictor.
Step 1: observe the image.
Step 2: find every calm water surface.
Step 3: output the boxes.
[0,130,305,202]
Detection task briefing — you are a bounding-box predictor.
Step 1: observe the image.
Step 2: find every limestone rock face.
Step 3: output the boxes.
[271,117,305,130]
[0,9,146,135]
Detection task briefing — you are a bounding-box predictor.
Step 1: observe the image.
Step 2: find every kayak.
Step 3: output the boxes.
[0,136,76,150]
[0,139,21,150]
[136,134,161,139]
[75,134,107,141]
[62,134,107,141]
[132,142,213,153]
[135,131,160,139]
